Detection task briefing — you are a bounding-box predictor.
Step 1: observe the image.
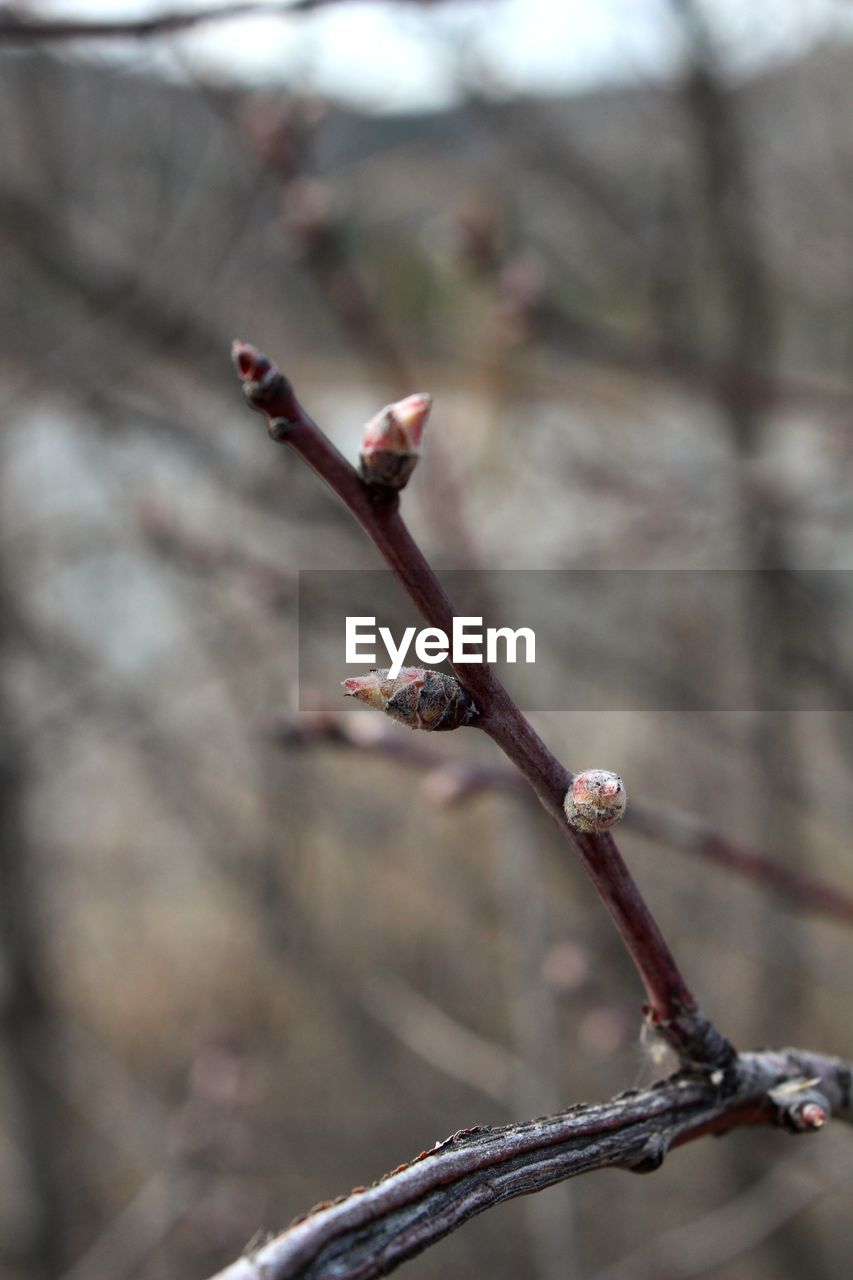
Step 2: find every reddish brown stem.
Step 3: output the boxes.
[231,341,731,1066]
[0,0,435,43]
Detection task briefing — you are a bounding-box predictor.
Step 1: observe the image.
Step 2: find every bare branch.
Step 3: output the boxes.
[208,1049,852,1280]
[231,340,733,1067]
[273,711,530,802]
[222,346,853,1280]
[590,1142,853,1280]
[360,972,526,1105]
[626,801,853,929]
[0,0,448,44]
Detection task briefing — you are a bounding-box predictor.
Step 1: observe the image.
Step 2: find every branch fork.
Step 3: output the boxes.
[231,338,725,1062]
[221,342,851,1280]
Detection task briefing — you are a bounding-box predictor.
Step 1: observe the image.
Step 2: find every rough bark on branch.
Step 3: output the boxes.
[210,1049,851,1280]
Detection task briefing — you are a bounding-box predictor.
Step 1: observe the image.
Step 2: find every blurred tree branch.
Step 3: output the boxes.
[0,0,458,44]
[0,584,69,1277]
[272,712,853,930]
[589,1142,853,1280]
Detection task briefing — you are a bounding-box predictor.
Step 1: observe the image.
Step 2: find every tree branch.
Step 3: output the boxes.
[220,344,853,1280]
[273,712,853,929]
[231,341,733,1066]
[208,1049,851,1280]
[0,0,443,44]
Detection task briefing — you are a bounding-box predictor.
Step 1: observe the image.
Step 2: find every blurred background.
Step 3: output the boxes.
[2,1,853,1278]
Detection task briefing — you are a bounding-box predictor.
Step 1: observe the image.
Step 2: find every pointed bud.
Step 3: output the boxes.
[564,770,627,834]
[231,340,290,409]
[359,394,432,491]
[342,667,476,731]
[232,339,274,387]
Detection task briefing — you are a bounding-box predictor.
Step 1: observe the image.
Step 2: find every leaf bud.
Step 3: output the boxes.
[564,769,627,834]
[359,394,432,491]
[342,667,476,731]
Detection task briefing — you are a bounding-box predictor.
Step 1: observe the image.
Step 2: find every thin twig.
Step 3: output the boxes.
[218,344,853,1280]
[232,341,732,1066]
[589,1143,853,1280]
[360,972,527,1105]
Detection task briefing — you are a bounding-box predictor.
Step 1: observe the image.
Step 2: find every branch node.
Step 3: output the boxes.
[644,1003,737,1076]
[627,1131,669,1174]
[267,417,298,441]
[768,1078,831,1132]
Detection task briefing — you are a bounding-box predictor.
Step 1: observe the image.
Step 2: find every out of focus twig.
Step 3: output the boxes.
[0,0,454,44]
[274,711,853,929]
[590,1144,853,1280]
[360,972,531,1105]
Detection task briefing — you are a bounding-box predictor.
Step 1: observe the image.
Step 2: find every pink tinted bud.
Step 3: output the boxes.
[564,769,627,834]
[341,668,421,715]
[798,1103,828,1130]
[231,340,269,383]
[342,667,476,731]
[359,394,432,491]
[231,339,287,406]
[231,342,295,434]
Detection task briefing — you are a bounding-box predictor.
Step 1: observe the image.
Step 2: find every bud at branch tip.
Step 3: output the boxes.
[231,341,293,429]
[231,339,271,383]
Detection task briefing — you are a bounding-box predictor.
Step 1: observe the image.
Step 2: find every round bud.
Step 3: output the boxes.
[564,769,626,834]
